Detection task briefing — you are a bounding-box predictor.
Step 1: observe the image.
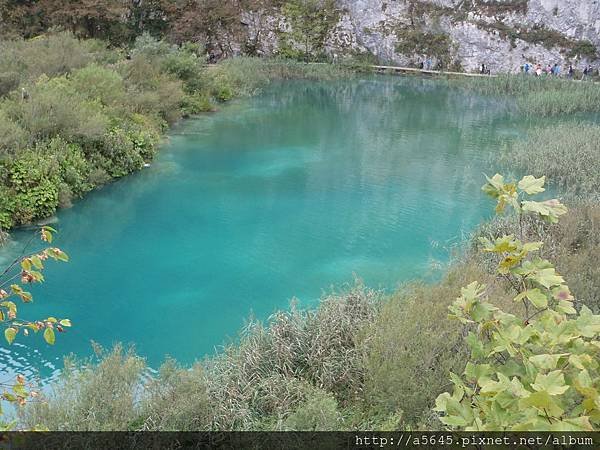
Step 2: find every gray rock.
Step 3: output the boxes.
[242,0,600,73]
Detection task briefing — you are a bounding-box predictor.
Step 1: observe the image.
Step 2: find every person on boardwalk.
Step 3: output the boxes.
[535,64,543,76]
[524,62,530,74]
[568,64,574,79]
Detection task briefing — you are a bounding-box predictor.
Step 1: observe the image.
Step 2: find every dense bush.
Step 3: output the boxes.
[0,32,117,96]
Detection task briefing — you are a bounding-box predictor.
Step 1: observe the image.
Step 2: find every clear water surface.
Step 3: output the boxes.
[1,76,525,381]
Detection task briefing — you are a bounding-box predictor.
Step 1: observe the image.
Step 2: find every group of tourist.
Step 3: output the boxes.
[522,62,596,80]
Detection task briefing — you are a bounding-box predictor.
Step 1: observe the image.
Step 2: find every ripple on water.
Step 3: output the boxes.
[1,76,529,377]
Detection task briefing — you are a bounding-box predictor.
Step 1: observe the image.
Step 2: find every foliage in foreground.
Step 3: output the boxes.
[0,226,70,428]
[435,174,600,431]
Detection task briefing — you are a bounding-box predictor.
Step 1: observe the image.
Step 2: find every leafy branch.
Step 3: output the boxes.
[434,174,600,431]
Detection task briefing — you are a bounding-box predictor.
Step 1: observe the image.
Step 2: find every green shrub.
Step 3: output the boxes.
[362,264,515,428]
[3,150,61,225]
[0,110,27,156]
[50,138,93,197]
[2,75,109,142]
[284,388,342,431]
[138,359,211,431]
[181,92,213,115]
[0,32,114,96]
[96,127,146,178]
[121,56,184,124]
[70,64,126,107]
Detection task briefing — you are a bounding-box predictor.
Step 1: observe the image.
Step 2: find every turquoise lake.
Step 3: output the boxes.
[1,76,523,380]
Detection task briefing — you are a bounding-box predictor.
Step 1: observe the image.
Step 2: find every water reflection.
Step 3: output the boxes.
[1,76,530,378]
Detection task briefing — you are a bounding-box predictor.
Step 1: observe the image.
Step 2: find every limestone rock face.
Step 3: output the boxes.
[243,0,600,73]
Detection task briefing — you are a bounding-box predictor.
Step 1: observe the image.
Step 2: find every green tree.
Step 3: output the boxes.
[281,0,338,61]
[36,0,131,43]
[0,226,71,428]
[434,174,600,431]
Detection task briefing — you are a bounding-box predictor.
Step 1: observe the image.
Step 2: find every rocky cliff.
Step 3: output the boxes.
[244,0,600,72]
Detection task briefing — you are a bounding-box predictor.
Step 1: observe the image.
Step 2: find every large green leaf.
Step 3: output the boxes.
[43,327,55,345]
[525,288,549,309]
[4,327,16,345]
[522,199,567,223]
[528,354,568,371]
[529,268,565,289]
[518,175,546,195]
[531,370,569,396]
[519,391,564,417]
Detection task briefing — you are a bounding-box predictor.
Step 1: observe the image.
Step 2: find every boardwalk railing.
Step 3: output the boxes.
[371,65,498,78]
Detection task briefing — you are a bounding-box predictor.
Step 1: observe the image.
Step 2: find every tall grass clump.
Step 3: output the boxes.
[449,74,600,116]
[21,344,145,431]
[137,360,212,431]
[204,283,380,430]
[501,123,600,198]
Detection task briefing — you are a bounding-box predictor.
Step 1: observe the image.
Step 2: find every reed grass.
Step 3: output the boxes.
[501,122,600,198]
[449,74,600,116]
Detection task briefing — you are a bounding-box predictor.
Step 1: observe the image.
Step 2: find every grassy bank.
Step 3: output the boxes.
[448,74,600,116]
[500,123,600,198]
[0,32,358,232]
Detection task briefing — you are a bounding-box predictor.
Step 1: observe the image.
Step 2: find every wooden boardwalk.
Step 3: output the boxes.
[371,65,497,78]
